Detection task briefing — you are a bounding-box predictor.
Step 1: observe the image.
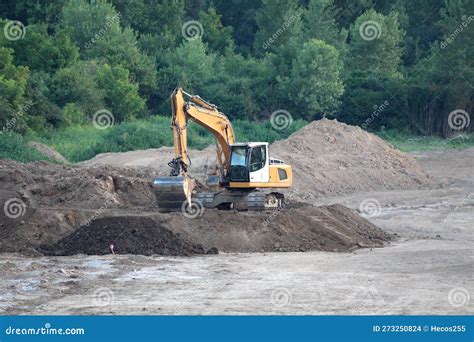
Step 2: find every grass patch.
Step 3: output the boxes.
[377,130,474,152]
[18,116,308,163]
[0,132,52,163]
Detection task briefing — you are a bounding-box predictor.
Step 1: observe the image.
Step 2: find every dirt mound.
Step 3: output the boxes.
[38,204,390,256]
[28,141,68,163]
[0,160,156,210]
[42,216,209,256]
[81,145,217,181]
[270,119,432,200]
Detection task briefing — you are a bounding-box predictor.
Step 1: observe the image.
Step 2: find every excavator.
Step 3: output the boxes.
[153,88,292,213]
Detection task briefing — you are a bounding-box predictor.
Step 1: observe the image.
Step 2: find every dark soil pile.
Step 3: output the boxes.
[42,216,209,256]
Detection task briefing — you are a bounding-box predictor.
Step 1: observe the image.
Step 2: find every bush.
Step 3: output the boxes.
[0,132,50,162]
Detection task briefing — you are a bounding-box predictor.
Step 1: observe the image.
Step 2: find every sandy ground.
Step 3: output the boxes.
[1,148,473,315]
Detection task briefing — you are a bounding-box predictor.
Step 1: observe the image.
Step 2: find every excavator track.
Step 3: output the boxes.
[194,190,269,210]
[153,176,283,212]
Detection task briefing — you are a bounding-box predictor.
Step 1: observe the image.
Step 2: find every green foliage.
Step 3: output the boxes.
[0,132,50,162]
[62,103,86,126]
[278,39,344,118]
[1,23,79,73]
[0,0,472,164]
[60,0,157,95]
[95,64,146,121]
[199,7,235,52]
[347,9,405,78]
[157,39,216,104]
[254,0,303,54]
[377,130,474,152]
[304,0,348,52]
[0,46,29,130]
[50,61,104,123]
[25,117,307,163]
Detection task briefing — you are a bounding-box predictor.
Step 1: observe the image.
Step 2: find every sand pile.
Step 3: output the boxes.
[270,119,432,200]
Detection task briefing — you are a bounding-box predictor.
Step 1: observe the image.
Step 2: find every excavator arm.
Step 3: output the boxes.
[169,88,235,178]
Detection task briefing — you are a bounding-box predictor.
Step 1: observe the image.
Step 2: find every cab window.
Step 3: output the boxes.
[249,146,266,172]
[229,146,249,182]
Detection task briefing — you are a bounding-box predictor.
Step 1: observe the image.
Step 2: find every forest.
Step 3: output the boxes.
[0,0,472,162]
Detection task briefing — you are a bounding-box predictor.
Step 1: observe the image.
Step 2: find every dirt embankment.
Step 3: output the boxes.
[0,119,433,256]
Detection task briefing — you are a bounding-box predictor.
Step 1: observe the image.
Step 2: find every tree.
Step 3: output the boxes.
[253,0,303,54]
[60,0,157,108]
[346,9,405,78]
[407,0,473,135]
[158,39,216,98]
[1,23,79,74]
[50,61,105,125]
[303,0,348,52]
[95,64,146,121]
[0,47,29,131]
[215,0,261,54]
[198,7,234,53]
[277,39,344,118]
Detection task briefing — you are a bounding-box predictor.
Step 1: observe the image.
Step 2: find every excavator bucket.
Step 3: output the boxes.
[153,175,196,212]
[153,176,186,212]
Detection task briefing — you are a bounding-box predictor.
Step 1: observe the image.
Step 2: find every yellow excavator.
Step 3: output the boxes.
[153,88,292,212]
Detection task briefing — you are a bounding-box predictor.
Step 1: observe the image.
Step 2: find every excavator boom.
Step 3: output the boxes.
[168,88,235,177]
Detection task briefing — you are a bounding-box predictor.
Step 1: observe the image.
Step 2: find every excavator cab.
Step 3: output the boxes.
[228,143,269,184]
